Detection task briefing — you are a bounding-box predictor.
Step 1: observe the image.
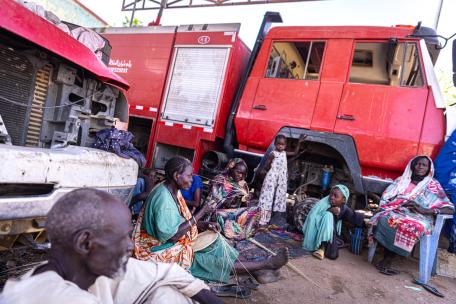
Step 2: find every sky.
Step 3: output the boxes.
[79,0,455,72]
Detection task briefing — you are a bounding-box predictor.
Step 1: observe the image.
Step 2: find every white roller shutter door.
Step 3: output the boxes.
[161,47,230,127]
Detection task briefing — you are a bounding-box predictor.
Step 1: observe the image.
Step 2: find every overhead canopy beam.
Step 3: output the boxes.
[122,0,323,10]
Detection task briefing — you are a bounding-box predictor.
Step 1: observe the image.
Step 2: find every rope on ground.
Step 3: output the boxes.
[247,238,321,289]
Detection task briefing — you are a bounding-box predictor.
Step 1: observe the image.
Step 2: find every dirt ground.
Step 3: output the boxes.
[224,249,456,304]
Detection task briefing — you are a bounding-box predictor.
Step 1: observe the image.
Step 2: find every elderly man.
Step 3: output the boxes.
[1,188,221,304]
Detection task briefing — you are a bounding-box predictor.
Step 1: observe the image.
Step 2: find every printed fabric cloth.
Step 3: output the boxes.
[434,129,456,253]
[368,156,454,255]
[258,150,288,225]
[206,158,250,209]
[92,128,146,167]
[206,168,260,241]
[133,184,198,270]
[133,184,237,283]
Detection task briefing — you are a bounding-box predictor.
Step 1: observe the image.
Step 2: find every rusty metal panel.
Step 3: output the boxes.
[26,64,52,147]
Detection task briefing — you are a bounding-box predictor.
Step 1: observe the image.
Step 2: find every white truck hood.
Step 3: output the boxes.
[0,144,138,187]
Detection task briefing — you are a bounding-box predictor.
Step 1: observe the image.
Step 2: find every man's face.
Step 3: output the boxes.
[86,201,133,279]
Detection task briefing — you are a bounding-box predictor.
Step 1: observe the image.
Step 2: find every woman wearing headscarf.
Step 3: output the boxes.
[369,155,454,275]
[302,184,364,260]
[133,156,288,284]
[206,158,261,241]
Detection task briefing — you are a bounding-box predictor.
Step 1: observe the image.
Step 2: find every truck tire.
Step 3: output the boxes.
[292,197,319,232]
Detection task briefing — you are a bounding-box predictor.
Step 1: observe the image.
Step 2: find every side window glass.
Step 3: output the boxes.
[399,43,424,87]
[349,42,423,87]
[265,41,325,80]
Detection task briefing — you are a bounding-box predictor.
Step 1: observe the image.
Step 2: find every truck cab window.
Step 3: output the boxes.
[266,41,325,80]
[349,42,424,87]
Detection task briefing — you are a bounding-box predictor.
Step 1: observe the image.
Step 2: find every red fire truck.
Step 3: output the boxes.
[98,24,250,171]
[100,12,454,203]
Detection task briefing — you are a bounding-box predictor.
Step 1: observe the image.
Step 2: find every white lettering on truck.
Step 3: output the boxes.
[109,58,132,74]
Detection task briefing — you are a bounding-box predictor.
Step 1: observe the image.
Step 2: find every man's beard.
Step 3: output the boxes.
[110,253,130,280]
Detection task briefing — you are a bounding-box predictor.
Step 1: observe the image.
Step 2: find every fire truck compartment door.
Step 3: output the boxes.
[161,47,230,127]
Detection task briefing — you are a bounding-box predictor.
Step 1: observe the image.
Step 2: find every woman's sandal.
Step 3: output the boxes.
[376,264,400,276]
[237,276,260,290]
[253,269,281,284]
[210,284,252,299]
[413,279,445,298]
[312,249,325,260]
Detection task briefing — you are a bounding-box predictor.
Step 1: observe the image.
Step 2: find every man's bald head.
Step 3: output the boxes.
[46,188,124,247]
[43,188,133,284]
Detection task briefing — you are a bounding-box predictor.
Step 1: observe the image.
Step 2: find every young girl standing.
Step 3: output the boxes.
[258,134,306,226]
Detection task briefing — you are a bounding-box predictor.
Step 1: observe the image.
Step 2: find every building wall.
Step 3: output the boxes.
[32,0,108,27]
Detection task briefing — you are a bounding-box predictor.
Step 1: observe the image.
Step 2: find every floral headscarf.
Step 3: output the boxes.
[382,155,434,202]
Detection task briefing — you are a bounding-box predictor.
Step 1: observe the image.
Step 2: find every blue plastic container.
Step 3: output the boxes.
[321,167,332,190]
[349,227,364,255]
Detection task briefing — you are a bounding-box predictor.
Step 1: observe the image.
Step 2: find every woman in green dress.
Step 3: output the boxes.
[133,156,289,283]
[302,184,364,260]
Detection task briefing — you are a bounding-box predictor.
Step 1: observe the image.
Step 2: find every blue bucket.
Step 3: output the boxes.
[349,227,364,255]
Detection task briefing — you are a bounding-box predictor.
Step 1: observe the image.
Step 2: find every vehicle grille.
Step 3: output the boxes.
[0,45,34,145]
[26,64,51,147]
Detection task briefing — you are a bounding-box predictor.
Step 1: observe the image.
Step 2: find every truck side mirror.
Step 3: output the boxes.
[453,39,456,86]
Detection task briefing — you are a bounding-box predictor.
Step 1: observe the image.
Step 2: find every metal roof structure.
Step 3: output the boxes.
[122,0,325,25]
[122,0,322,10]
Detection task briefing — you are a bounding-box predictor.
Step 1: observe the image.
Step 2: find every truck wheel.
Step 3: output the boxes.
[292,197,319,232]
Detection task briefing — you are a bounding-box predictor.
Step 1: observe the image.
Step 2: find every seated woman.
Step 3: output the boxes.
[133,156,288,284]
[302,184,364,260]
[369,156,454,275]
[206,158,260,241]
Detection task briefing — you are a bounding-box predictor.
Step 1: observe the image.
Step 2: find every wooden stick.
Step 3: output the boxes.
[247,238,321,289]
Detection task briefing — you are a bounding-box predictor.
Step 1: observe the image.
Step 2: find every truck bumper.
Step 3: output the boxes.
[0,144,138,221]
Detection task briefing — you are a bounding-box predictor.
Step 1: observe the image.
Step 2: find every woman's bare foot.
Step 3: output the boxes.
[265,247,289,269]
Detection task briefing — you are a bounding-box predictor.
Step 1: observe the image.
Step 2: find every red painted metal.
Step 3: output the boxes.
[152,26,250,172]
[267,26,414,40]
[235,25,445,181]
[311,39,353,132]
[101,27,177,167]
[102,28,176,117]
[104,24,250,170]
[417,86,445,157]
[0,0,129,90]
[104,22,444,185]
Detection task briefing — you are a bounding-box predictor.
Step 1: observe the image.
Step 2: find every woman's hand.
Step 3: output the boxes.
[409,205,434,215]
[403,200,416,207]
[198,221,221,232]
[241,193,252,204]
[206,222,221,232]
[195,203,216,220]
[328,206,341,217]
